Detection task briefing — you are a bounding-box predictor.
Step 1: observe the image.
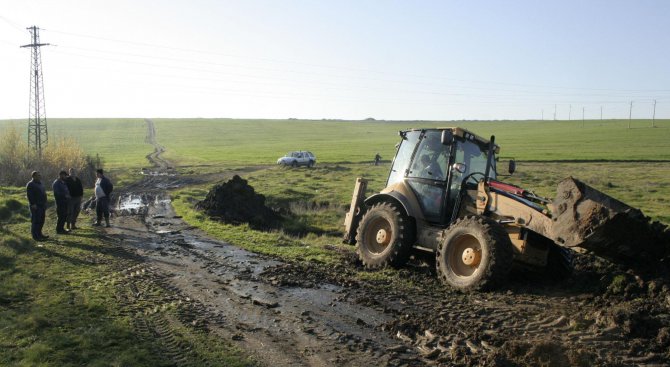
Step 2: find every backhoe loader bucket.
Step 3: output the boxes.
[552,177,669,263]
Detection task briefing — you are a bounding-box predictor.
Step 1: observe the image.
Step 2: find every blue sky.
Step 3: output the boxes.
[1,0,668,120]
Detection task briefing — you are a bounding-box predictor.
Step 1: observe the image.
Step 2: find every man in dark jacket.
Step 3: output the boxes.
[94,168,113,227]
[26,171,49,241]
[65,168,84,230]
[52,170,71,234]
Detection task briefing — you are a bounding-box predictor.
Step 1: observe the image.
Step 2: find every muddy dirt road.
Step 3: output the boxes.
[101,120,670,366]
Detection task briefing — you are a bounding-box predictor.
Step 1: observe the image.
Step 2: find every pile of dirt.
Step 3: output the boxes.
[196,175,280,229]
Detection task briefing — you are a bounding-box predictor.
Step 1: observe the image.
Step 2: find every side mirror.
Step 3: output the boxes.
[441,130,454,145]
[508,160,516,175]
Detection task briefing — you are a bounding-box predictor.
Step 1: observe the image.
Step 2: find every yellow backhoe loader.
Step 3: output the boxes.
[343,127,667,291]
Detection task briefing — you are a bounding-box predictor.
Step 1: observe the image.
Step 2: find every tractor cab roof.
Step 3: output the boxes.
[400,127,500,154]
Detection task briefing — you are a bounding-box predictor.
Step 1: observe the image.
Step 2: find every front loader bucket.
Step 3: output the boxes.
[552,177,669,263]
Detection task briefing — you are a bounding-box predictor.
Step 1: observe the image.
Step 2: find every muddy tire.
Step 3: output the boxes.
[291,160,298,167]
[436,216,513,292]
[546,243,574,280]
[308,160,314,168]
[355,202,413,269]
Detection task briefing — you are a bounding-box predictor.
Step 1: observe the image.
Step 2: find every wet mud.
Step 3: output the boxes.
[93,119,670,366]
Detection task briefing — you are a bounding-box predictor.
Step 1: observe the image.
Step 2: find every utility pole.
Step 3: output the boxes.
[628,101,633,129]
[554,104,557,121]
[569,104,572,120]
[652,99,657,128]
[600,106,603,120]
[20,26,50,156]
[541,109,544,121]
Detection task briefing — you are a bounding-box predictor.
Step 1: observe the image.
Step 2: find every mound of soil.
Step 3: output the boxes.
[196,175,280,229]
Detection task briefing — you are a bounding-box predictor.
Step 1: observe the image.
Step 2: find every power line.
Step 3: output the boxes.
[49,47,669,107]
[44,27,670,95]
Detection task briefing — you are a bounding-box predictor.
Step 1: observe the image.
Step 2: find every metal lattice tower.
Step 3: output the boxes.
[21,26,50,156]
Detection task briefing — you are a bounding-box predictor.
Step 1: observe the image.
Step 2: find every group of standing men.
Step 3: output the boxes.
[26,168,113,241]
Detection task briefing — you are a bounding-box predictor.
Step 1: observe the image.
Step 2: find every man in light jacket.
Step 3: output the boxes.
[94,168,113,227]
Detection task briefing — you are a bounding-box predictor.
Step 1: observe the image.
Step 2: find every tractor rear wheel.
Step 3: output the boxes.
[436,216,513,291]
[355,202,413,269]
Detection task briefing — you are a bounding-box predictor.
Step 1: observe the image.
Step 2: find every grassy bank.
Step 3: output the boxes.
[0,187,252,366]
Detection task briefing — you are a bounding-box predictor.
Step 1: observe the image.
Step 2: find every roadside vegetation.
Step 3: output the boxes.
[0,124,105,188]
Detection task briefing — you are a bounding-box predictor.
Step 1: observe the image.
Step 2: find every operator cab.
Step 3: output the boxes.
[387,128,498,225]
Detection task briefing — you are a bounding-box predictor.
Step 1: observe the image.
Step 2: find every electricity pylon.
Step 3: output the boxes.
[21,26,50,156]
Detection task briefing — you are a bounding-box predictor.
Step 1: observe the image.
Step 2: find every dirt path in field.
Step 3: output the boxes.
[144,119,172,173]
[98,119,670,366]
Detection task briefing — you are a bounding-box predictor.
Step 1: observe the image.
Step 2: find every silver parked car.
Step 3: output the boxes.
[277,151,316,167]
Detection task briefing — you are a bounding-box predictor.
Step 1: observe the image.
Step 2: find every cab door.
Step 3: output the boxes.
[405,130,452,223]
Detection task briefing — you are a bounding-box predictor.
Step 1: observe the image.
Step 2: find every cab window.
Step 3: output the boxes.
[408,130,449,181]
[387,130,421,186]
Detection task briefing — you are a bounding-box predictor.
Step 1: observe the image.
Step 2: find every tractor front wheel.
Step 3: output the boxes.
[436,216,513,291]
[355,202,413,269]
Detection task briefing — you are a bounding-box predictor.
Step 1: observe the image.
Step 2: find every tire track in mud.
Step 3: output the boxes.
[80,238,225,366]
[353,267,670,367]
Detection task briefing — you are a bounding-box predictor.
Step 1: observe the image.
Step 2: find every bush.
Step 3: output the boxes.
[0,124,101,187]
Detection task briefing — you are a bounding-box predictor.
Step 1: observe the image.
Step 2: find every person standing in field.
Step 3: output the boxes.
[94,168,113,227]
[65,168,84,230]
[52,170,71,234]
[374,153,381,166]
[26,171,49,241]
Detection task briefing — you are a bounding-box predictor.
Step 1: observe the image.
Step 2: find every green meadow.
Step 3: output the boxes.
[3,118,669,170]
[154,118,670,168]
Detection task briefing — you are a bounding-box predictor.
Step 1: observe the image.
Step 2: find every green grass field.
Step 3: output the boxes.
[4,118,669,171]
[153,118,670,168]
